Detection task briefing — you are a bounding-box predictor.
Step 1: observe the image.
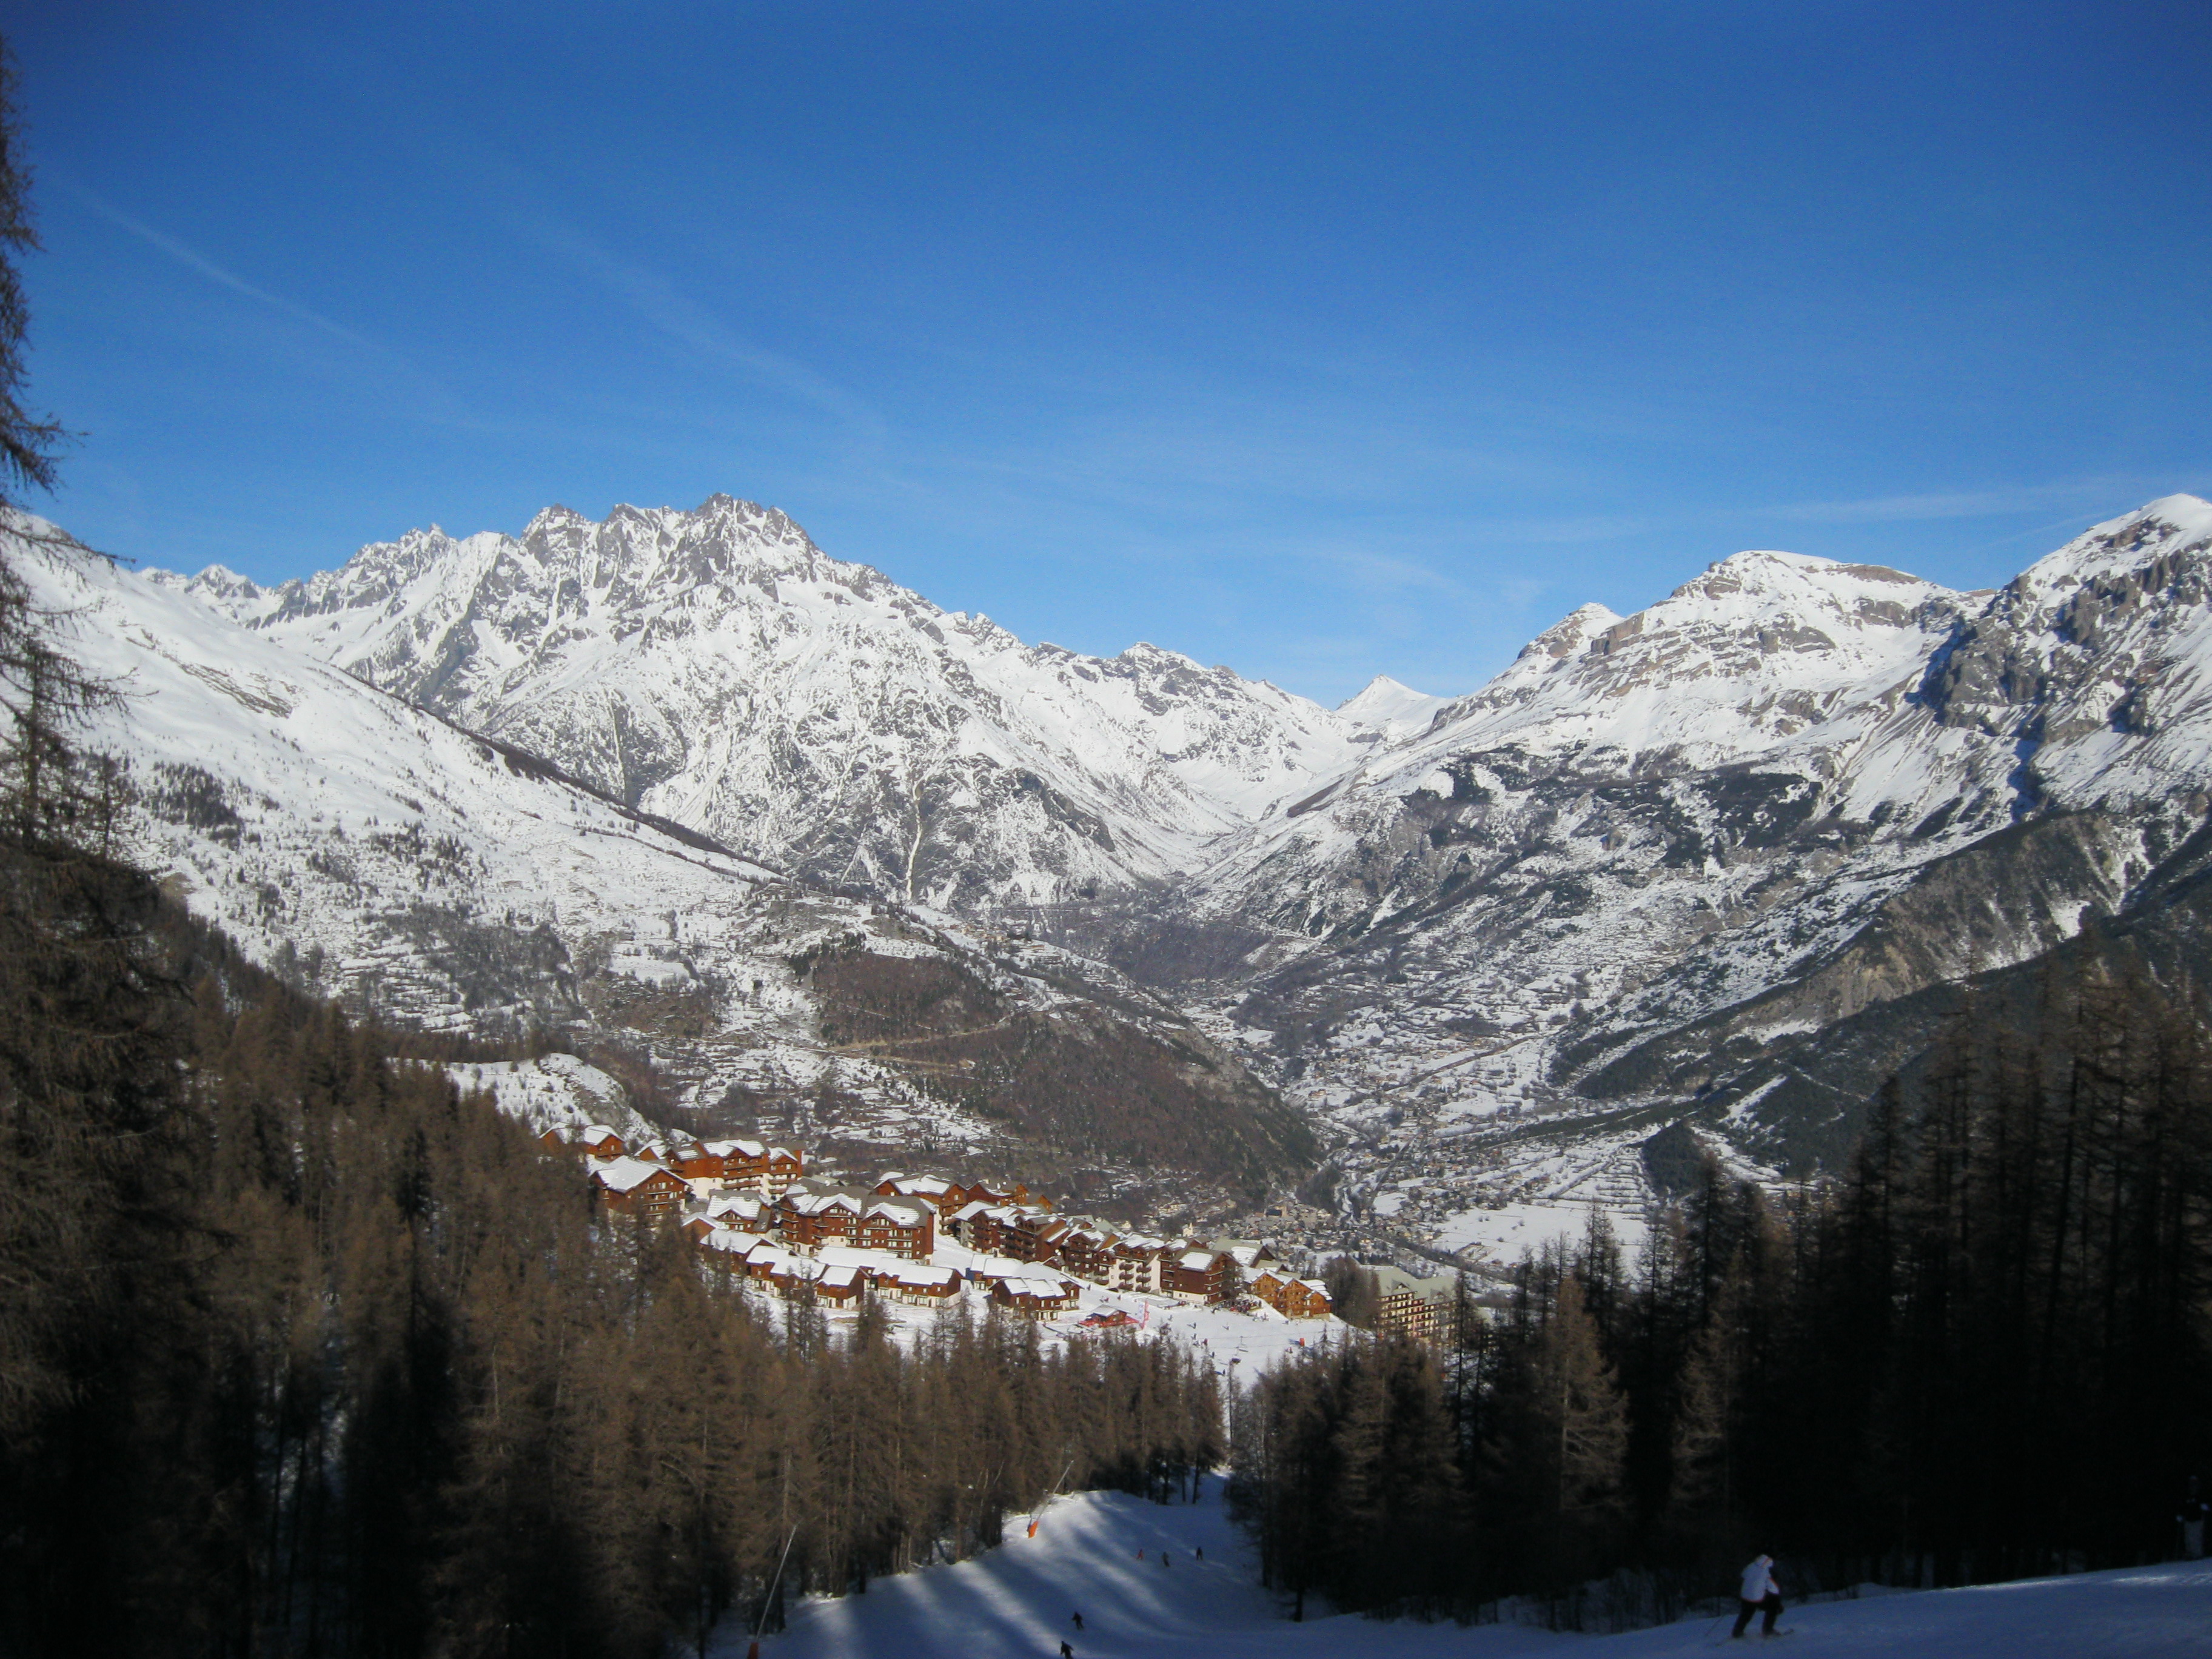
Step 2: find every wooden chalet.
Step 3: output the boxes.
[872,1262,962,1306]
[988,1273,1079,1320]
[1048,1221,1116,1284]
[1253,1270,1333,1319]
[570,1124,628,1161]
[947,1200,1013,1253]
[591,1156,690,1221]
[1163,1248,1230,1304]
[703,1192,773,1233]
[1004,1210,1068,1265]
[853,1196,935,1260]
[776,1184,868,1250]
[674,1137,804,1195]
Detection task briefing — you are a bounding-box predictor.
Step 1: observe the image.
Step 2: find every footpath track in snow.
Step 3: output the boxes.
[734,1479,2212,1658]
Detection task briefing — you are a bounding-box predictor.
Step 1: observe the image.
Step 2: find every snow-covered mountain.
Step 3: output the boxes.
[1176,496,2212,1254]
[157,498,1376,913]
[24,518,1312,1214]
[99,491,2212,1261]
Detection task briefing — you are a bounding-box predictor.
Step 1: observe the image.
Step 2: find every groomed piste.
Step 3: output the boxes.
[740,1478,2212,1658]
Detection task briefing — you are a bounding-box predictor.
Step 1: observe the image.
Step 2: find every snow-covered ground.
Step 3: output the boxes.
[447,1053,656,1144]
[737,1478,2212,1658]
[763,1239,1347,1375]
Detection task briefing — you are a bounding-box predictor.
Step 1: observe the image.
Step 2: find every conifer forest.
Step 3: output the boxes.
[1230,959,2212,1621]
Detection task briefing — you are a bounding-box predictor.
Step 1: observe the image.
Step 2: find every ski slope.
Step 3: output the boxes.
[736,1478,2212,1658]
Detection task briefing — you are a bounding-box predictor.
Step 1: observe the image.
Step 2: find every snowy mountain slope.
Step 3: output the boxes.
[1335,674,1449,742]
[1161,497,2212,1242]
[155,498,1375,914]
[752,1476,2212,1659]
[22,520,1309,1204]
[446,1053,655,1145]
[104,491,2212,1254]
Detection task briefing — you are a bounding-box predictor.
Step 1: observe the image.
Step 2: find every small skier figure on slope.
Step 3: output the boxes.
[1731,1553,1784,1639]
[2180,1477,2208,1561]
[1059,1643,1073,1658]
[1070,1612,1084,1632]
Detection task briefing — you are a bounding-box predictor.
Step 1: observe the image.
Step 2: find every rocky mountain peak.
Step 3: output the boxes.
[153,497,1370,913]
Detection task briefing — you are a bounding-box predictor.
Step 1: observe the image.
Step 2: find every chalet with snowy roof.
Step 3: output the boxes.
[873,1173,968,1218]
[702,1191,773,1233]
[961,1180,1041,1210]
[1005,1209,1070,1265]
[696,1227,767,1262]
[987,1272,1079,1319]
[776,1184,869,1250]
[814,1265,865,1309]
[565,1124,628,1161]
[947,1201,1013,1253]
[1048,1221,1116,1283]
[1208,1238,1282,1273]
[807,1245,960,1307]
[672,1140,731,1181]
[1107,1235,1170,1294]
[776,1185,936,1258]
[679,1138,803,1195]
[1163,1248,1230,1304]
[752,1144,804,1196]
[853,1196,935,1259]
[1253,1270,1333,1319]
[873,1261,962,1305]
[590,1156,690,1221]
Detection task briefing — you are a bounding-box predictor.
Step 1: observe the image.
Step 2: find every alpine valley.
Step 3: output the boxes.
[30,491,2212,1263]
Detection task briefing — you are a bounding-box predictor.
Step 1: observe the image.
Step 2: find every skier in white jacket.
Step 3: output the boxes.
[1731,1554,1784,1638]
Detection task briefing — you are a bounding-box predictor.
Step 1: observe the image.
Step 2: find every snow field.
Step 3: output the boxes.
[743,1478,2212,1658]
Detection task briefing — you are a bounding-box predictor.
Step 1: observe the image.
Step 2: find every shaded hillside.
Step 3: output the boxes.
[1621,808,2212,1171]
[806,943,1316,1198]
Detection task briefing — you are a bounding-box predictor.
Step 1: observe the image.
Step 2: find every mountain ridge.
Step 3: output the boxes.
[132,492,2212,1258]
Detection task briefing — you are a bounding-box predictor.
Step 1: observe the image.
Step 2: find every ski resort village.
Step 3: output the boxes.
[539,1114,1457,1347]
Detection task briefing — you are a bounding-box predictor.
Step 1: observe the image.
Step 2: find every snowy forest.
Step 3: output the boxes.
[1231,954,2212,1623]
[0,744,1225,1657]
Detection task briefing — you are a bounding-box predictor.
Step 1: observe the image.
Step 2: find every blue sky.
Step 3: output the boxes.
[14,2,2210,704]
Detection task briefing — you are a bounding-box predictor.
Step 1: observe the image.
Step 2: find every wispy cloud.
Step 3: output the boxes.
[1757,480,2143,526]
[72,187,382,354]
[515,213,886,441]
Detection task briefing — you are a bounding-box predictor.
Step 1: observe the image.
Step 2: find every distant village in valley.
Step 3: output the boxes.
[541,1124,1466,1343]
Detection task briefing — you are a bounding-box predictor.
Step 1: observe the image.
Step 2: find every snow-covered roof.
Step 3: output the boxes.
[591,1155,678,1194]
[865,1197,933,1226]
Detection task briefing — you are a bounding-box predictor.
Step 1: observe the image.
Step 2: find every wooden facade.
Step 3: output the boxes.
[591,1157,690,1221]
